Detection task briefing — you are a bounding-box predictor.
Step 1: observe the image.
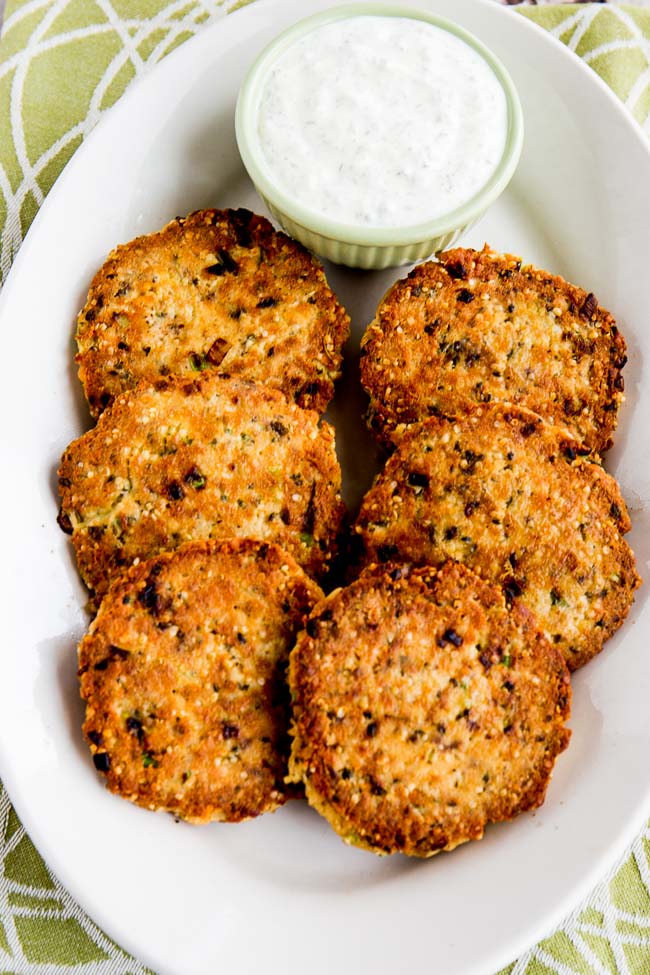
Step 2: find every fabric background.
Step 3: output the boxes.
[0,1,649,972]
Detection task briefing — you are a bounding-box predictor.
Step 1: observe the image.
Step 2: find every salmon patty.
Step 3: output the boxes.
[76,208,349,417]
[353,404,640,670]
[288,560,571,856]
[79,539,323,823]
[361,246,626,452]
[58,374,345,602]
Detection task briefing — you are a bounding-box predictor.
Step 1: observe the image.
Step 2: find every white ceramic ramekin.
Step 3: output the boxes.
[236,3,523,270]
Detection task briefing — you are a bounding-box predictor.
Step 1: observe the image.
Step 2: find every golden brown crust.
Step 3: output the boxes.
[360,246,627,453]
[79,539,323,823]
[76,208,349,417]
[58,374,345,601]
[288,561,571,857]
[353,404,640,671]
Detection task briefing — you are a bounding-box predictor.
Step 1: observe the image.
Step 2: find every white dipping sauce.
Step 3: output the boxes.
[257,16,509,228]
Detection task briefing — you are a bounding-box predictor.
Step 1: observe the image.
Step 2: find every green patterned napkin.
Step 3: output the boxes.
[0,2,649,973]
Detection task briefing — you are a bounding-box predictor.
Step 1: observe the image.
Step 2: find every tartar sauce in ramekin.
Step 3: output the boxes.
[256,15,509,228]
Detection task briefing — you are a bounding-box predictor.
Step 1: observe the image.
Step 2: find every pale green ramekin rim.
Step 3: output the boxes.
[235,3,524,270]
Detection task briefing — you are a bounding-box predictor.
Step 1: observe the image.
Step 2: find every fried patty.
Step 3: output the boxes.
[76,208,349,417]
[288,560,571,857]
[58,374,345,601]
[360,246,627,453]
[79,539,322,823]
[353,404,640,671]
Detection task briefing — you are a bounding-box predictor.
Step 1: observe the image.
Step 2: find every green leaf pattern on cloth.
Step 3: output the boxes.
[0,0,253,280]
[0,2,649,972]
[0,789,153,972]
[517,4,650,135]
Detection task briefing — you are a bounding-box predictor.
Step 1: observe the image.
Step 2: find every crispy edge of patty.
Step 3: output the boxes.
[79,538,323,823]
[75,208,350,417]
[360,245,627,453]
[352,404,641,671]
[288,560,571,857]
[58,374,346,601]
